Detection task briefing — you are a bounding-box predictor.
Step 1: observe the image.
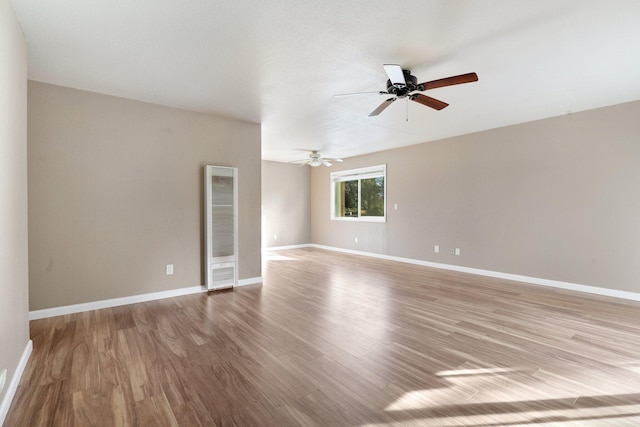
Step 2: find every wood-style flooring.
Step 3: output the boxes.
[6,247,640,426]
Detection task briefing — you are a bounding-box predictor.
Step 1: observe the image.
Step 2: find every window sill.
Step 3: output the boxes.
[331,216,386,223]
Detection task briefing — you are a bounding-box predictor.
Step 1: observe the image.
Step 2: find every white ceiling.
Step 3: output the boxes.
[12,0,640,163]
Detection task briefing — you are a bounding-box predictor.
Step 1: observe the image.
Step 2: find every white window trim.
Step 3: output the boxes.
[330,164,386,222]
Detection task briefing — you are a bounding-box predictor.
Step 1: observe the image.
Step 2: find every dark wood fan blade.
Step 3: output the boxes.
[411,94,449,110]
[383,64,406,85]
[419,72,478,91]
[369,97,397,116]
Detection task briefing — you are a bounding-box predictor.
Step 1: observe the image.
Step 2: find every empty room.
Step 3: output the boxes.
[2,0,640,426]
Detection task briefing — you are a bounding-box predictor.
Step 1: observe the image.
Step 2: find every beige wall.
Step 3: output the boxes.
[0,0,29,412]
[312,101,640,293]
[262,161,311,248]
[28,82,261,310]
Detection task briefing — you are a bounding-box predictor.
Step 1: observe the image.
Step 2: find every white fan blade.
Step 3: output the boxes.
[334,91,387,97]
[383,64,406,85]
[369,97,396,116]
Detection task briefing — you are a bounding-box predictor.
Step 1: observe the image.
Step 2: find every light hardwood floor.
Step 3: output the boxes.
[6,247,640,426]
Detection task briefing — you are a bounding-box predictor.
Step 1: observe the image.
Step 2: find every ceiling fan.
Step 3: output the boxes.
[336,64,478,116]
[292,151,343,167]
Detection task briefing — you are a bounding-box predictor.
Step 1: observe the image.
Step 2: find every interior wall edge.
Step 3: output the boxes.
[0,0,30,416]
[0,340,32,426]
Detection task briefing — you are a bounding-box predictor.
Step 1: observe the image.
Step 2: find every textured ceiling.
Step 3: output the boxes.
[12,0,640,162]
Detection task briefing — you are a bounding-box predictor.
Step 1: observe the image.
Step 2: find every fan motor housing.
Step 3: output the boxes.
[386,70,420,97]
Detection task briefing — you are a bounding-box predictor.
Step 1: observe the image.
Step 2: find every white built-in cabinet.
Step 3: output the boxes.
[204,166,238,291]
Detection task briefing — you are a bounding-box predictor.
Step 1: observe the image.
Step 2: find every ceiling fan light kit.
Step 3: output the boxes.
[292,151,343,167]
[336,64,478,117]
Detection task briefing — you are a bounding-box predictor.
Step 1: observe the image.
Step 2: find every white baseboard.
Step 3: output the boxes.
[29,285,207,320]
[237,276,263,287]
[0,340,32,426]
[264,244,312,251]
[29,276,265,321]
[309,244,640,302]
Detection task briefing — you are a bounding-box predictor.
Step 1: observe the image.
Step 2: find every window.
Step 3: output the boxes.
[331,165,386,222]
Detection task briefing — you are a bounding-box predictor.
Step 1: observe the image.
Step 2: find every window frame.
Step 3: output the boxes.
[330,164,386,223]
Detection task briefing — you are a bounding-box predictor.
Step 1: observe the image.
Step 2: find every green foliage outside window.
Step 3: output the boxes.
[360,177,384,216]
[342,180,358,216]
[334,175,385,219]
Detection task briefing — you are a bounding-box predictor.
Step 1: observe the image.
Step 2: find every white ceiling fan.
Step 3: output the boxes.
[292,151,343,167]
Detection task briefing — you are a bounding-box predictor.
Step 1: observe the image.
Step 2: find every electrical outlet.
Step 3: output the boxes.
[273,234,278,241]
[166,264,174,275]
[0,369,7,393]
[354,237,358,243]
[434,245,440,253]
[454,248,461,256]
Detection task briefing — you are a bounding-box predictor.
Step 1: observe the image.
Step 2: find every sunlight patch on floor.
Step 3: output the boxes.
[385,366,539,412]
[264,253,296,261]
[384,389,435,411]
[383,364,640,426]
[618,361,640,374]
[370,403,640,427]
[437,366,525,377]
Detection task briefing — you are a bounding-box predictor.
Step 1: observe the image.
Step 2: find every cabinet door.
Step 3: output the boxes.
[205,166,238,290]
